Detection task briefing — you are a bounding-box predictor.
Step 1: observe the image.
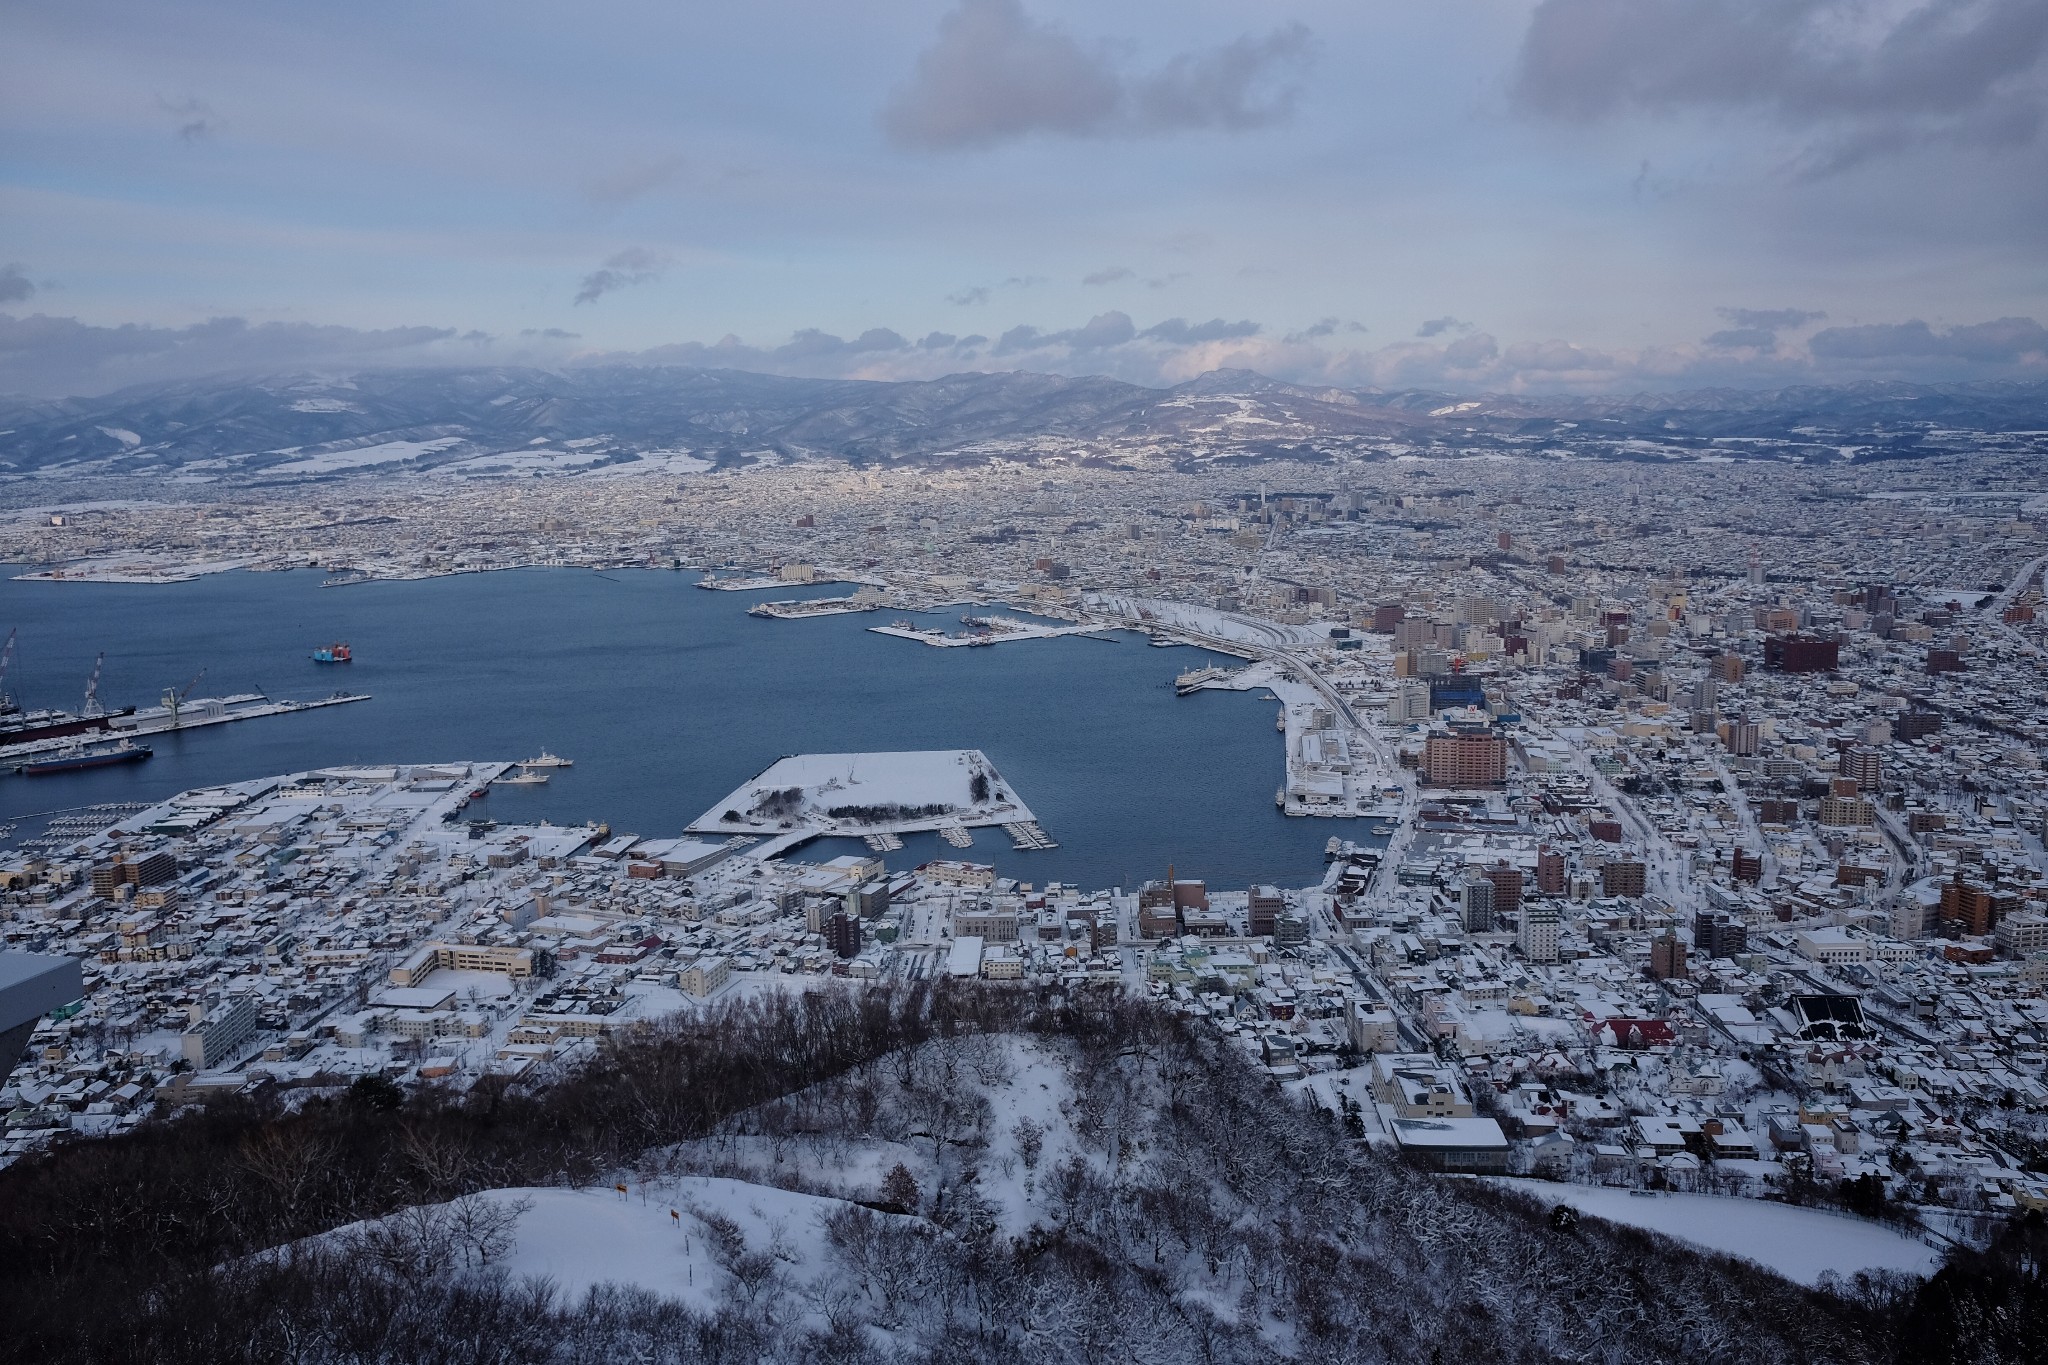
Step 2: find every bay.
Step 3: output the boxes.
[0,568,1384,889]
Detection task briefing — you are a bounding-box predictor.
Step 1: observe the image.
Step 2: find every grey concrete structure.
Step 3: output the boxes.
[0,952,84,1086]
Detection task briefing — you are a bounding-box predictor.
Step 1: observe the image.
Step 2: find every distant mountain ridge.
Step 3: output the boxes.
[2,365,2043,480]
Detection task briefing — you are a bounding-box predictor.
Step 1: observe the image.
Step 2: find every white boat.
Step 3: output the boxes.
[520,750,573,768]
[1371,825,1395,837]
[493,771,549,786]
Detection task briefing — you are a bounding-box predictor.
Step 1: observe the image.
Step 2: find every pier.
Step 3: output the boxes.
[1004,820,1058,850]
[684,751,1055,856]
[0,692,373,766]
[869,616,1114,648]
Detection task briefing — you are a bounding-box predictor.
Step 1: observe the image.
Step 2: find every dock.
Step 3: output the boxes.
[1004,820,1058,850]
[0,692,373,766]
[863,831,905,852]
[869,617,1114,648]
[939,824,974,849]
[748,595,883,620]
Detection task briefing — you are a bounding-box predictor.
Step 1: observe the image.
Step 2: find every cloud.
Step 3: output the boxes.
[996,310,1138,353]
[0,313,470,396]
[1440,333,1500,369]
[881,0,1314,150]
[1144,271,1190,288]
[1718,307,1825,331]
[1704,328,1779,350]
[14,302,2047,405]
[1809,315,2048,361]
[157,95,220,141]
[1082,266,1133,286]
[777,327,910,360]
[1512,0,2048,172]
[1284,317,1366,343]
[1706,307,1826,350]
[1141,317,1258,344]
[950,275,1044,305]
[0,266,33,305]
[574,248,668,305]
[581,156,688,205]
[1130,24,1316,132]
[1415,316,1469,338]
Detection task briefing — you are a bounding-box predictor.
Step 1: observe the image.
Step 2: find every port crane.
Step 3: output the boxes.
[82,652,106,718]
[0,628,15,713]
[163,668,205,729]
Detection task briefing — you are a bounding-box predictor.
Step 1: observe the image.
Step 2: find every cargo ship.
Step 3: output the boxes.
[18,739,152,776]
[312,643,353,663]
[0,705,128,746]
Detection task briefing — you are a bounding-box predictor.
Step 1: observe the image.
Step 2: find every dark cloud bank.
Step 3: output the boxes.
[1514,0,2048,174]
[881,0,1313,149]
[2,305,2043,401]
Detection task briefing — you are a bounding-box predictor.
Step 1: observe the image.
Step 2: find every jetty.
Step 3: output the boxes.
[1004,820,1058,851]
[0,692,372,765]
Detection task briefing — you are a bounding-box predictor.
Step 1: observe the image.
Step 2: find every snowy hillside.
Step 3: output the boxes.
[2,985,1998,1364]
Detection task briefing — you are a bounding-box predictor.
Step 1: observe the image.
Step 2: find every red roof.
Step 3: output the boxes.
[1592,1018,1675,1048]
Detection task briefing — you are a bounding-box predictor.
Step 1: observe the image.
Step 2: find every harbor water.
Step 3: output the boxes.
[0,569,1385,888]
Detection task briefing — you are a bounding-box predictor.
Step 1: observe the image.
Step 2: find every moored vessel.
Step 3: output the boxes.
[19,739,152,776]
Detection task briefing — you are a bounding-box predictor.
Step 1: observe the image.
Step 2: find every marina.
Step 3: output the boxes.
[1004,819,1058,851]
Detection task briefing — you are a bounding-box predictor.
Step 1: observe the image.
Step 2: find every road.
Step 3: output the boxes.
[1577,758,1696,913]
[1703,746,1776,888]
[1090,594,1414,825]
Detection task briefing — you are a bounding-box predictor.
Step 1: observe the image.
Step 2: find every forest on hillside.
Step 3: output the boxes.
[2,983,2041,1365]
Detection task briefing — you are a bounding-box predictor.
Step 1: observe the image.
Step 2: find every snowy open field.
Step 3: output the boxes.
[425,1180,888,1310]
[687,749,1033,837]
[1488,1178,1941,1286]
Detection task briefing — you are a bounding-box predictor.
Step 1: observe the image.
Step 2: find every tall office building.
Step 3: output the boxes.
[1461,873,1496,934]
[1518,902,1561,964]
[1483,863,1524,919]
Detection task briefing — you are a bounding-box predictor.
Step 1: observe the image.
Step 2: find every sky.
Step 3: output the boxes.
[3,0,2046,397]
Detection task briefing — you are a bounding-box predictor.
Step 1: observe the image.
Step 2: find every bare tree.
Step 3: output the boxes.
[446,1192,531,1268]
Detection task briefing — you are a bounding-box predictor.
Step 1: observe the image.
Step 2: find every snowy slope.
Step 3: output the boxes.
[381,1180,882,1309]
[1493,1178,1940,1286]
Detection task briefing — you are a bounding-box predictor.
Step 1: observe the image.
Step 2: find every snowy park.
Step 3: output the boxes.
[687,749,1033,839]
